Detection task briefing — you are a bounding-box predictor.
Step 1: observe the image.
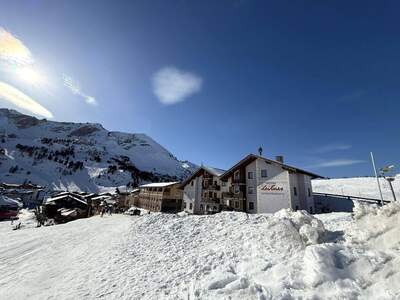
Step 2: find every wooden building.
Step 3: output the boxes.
[137,182,182,213]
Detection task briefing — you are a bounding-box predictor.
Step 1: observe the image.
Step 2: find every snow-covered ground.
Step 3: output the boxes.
[1,204,399,299]
[313,176,400,201]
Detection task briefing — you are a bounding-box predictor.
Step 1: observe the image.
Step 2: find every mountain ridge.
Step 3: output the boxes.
[0,108,197,192]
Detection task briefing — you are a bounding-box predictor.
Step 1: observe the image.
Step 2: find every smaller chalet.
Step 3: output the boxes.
[0,182,45,208]
[44,193,88,223]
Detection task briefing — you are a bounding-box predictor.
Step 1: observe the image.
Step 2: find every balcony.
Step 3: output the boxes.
[202,197,220,204]
[202,184,220,191]
[222,191,245,199]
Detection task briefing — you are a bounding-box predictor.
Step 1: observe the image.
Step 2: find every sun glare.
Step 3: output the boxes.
[17,67,46,85]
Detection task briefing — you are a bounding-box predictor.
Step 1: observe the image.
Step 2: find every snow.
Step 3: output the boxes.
[1,204,400,299]
[139,181,179,188]
[0,108,197,192]
[313,176,400,201]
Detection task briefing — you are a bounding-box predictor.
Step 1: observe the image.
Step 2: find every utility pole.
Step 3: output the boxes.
[370,152,384,205]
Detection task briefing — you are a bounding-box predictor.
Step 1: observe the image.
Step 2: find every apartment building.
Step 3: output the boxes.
[219,154,321,214]
[137,182,182,213]
[181,166,225,214]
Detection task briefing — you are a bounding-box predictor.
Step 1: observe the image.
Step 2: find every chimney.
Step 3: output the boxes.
[275,155,284,163]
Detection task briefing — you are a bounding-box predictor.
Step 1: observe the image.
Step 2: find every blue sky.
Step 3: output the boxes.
[0,0,399,178]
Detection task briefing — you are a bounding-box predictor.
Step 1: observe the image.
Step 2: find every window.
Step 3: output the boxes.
[308,188,311,197]
[214,192,217,198]
[248,186,254,194]
[234,185,240,194]
[248,171,254,179]
[209,191,213,198]
[234,201,240,209]
[234,170,240,181]
[309,207,313,214]
[249,202,254,210]
[200,204,203,211]
[183,202,186,209]
[214,181,218,186]
[221,181,226,187]
[206,205,210,211]
[293,187,297,196]
[261,169,268,178]
[213,206,217,211]
[189,203,193,210]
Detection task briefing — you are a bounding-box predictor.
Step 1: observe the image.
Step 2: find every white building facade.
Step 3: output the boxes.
[181,166,225,215]
[220,154,319,214]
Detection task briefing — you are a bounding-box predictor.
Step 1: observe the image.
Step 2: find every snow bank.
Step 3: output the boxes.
[1,205,399,299]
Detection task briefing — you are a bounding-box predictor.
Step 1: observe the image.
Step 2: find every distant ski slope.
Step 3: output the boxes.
[312,176,400,201]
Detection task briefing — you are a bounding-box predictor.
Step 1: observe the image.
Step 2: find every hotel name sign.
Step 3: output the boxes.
[260,182,285,194]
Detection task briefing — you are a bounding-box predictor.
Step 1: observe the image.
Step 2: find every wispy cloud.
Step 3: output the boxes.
[310,159,365,168]
[313,143,352,153]
[63,74,97,106]
[0,81,53,118]
[0,27,33,66]
[152,67,203,105]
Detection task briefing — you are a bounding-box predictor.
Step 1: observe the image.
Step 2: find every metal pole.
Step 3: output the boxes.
[386,178,397,202]
[370,152,384,205]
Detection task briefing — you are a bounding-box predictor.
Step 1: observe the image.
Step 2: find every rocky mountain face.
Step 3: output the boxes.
[0,109,197,192]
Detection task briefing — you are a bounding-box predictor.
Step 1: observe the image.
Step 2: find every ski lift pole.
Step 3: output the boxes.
[370,152,384,205]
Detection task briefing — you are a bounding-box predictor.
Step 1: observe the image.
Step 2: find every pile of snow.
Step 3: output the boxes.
[1,205,400,299]
[312,177,399,201]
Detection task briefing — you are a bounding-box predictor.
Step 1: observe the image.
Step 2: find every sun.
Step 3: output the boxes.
[17,67,46,85]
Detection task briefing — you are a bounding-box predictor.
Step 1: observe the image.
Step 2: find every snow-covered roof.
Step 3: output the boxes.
[179,165,225,188]
[45,194,87,205]
[0,195,21,207]
[139,182,179,188]
[203,165,225,177]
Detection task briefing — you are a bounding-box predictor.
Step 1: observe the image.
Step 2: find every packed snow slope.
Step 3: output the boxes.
[1,203,399,299]
[0,109,196,191]
[313,176,400,201]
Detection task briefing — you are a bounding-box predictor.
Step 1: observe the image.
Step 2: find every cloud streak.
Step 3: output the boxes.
[0,27,33,66]
[313,143,352,153]
[63,74,97,106]
[310,159,365,168]
[152,67,202,104]
[0,81,53,118]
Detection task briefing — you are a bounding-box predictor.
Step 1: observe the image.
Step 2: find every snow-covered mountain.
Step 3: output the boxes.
[0,109,197,192]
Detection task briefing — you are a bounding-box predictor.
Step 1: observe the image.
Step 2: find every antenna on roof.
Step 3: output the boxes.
[258,146,263,157]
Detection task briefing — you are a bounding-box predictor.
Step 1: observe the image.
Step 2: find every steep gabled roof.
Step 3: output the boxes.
[139,182,179,188]
[179,165,225,188]
[219,154,322,180]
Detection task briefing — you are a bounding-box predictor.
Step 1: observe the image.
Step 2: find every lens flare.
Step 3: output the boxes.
[16,67,47,86]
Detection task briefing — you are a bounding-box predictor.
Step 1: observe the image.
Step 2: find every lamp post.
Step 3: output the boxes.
[380,165,397,202]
